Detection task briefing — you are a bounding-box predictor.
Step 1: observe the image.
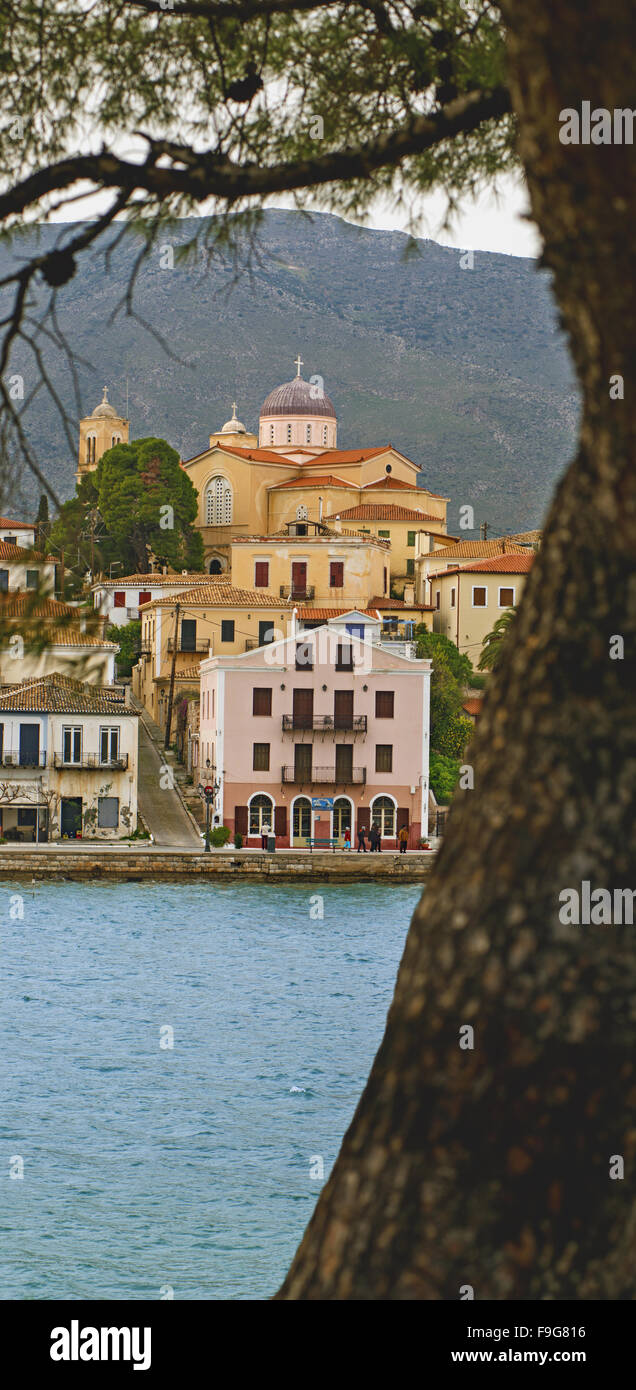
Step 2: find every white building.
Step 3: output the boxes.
[0,596,117,685]
[92,572,216,627]
[0,674,139,841]
[0,538,56,594]
[0,516,37,549]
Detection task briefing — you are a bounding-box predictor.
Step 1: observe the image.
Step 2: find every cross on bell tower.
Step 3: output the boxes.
[294,355,304,377]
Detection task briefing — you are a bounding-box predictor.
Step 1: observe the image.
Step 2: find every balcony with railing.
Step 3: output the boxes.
[281,765,366,785]
[167,637,211,654]
[279,584,316,601]
[52,753,129,771]
[0,751,48,769]
[282,715,367,734]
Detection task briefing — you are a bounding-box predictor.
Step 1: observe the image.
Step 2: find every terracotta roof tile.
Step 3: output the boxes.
[147,583,284,609]
[0,517,35,530]
[268,475,356,490]
[369,596,435,610]
[94,572,210,588]
[462,697,483,716]
[0,539,52,561]
[425,538,529,562]
[326,504,442,523]
[296,607,381,620]
[0,594,79,619]
[0,672,138,714]
[362,477,448,499]
[48,628,118,649]
[430,553,535,578]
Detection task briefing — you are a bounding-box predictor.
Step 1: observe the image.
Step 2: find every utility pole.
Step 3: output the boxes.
[480,521,489,541]
[164,602,180,750]
[59,550,65,599]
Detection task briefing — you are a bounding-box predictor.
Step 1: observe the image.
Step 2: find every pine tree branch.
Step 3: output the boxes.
[0,86,511,224]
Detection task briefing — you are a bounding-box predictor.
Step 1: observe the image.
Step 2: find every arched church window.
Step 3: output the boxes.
[86,435,96,464]
[286,423,292,443]
[269,424,274,443]
[322,424,328,446]
[111,434,121,447]
[296,505,308,522]
[306,424,311,443]
[206,476,233,526]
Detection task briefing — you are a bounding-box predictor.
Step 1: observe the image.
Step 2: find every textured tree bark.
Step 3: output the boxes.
[276,0,636,1299]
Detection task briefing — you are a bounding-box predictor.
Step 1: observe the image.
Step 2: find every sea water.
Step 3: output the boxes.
[1,879,421,1300]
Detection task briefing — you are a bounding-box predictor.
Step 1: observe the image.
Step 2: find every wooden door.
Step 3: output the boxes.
[294,743,312,782]
[291,561,307,597]
[293,687,314,729]
[334,689,353,729]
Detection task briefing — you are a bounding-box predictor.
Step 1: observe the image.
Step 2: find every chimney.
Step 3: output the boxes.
[334,515,342,533]
[318,495,323,522]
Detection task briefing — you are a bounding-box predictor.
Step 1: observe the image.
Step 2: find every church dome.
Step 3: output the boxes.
[90,386,119,419]
[220,402,247,434]
[261,373,336,419]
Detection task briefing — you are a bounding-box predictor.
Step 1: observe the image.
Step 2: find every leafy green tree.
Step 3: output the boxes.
[478,605,517,670]
[429,750,461,804]
[50,437,204,581]
[34,493,50,551]
[416,627,474,685]
[1,0,634,1307]
[106,620,141,677]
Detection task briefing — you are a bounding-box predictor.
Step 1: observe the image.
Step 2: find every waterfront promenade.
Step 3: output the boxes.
[0,843,436,881]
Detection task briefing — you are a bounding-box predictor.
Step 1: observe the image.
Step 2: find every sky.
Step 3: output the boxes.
[50,162,540,260]
[363,173,541,258]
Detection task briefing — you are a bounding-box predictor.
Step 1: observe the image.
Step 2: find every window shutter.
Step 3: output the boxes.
[397,807,409,832]
[235,806,248,835]
[357,806,371,834]
[274,806,287,837]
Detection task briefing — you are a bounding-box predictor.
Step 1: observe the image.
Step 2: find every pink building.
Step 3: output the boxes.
[199,627,431,848]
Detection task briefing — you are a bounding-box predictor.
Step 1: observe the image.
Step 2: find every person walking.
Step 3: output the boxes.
[369,822,380,853]
[398,825,409,854]
[343,828,352,850]
[261,821,271,851]
[357,824,367,852]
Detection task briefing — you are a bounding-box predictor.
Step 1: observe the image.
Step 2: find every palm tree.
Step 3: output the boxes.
[478,606,517,671]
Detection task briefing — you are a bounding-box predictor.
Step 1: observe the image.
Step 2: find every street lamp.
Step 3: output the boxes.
[198,758,221,854]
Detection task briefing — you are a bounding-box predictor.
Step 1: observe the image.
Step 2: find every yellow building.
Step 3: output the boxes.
[229,522,390,608]
[77,386,129,483]
[430,553,534,659]
[132,582,291,726]
[324,502,454,592]
[180,360,449,576]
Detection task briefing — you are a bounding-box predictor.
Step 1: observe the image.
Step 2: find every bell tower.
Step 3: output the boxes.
[77,386,129,483]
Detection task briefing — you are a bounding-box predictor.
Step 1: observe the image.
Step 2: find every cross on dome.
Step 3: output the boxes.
[294,355,304,377]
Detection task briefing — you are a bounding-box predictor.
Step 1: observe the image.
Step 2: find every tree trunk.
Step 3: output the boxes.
[276,0,636,1299]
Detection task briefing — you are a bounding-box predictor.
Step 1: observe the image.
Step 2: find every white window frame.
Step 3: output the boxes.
[248,792,275,835]
[471,585,488,608]
[498,585,516,608]
[62,726,82,764]
[100,726,120,764]
[205,476,233,526]
[370,794,397,838]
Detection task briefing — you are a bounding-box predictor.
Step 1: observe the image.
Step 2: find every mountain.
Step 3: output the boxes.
[1,210,579,534]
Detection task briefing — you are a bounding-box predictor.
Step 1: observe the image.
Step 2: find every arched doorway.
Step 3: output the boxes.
[292,796,311,847]
[332,796,352,845]
[209,558,223,575]
[371,795,397,841]
[248,793,274,839]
